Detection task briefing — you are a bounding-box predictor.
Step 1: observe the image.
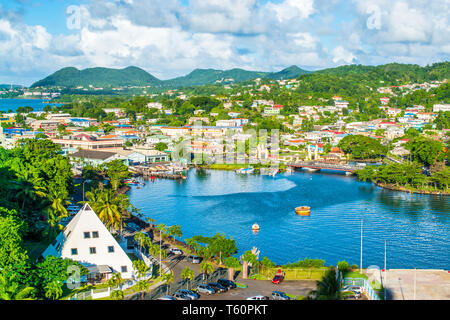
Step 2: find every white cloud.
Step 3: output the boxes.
[332,46,356,64]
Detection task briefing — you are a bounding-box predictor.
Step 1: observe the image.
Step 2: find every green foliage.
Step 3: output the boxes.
[223,257,241,269]
[31,66,161,88]
[282,258,325,268]
[155,142,168,152]
[405,137,446,166]
[338,135,388,159]
[337,261,350,272]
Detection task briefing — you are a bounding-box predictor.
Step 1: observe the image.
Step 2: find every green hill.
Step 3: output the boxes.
[31,66,162,88]
[267,65,311,80]
[164,68,268,87]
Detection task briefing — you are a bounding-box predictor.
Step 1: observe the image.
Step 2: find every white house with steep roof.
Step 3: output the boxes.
[42,203,135,283]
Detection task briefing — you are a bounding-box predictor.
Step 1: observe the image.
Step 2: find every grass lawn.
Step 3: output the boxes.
[343,271,369,279]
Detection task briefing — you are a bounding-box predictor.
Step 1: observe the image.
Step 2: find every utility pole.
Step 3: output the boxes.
[360,218,363,274]
[384,240,387,300]
[414,267,417,300]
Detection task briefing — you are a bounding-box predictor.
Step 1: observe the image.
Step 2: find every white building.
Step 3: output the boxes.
[42,204,135,282]
[433,104,450,112]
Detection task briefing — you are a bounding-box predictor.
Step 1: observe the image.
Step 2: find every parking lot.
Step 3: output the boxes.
[197,279,317,300]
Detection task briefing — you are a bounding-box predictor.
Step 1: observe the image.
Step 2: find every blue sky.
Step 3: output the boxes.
[0,0,449,86]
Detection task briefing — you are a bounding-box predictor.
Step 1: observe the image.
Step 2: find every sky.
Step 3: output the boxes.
[0,0,449,86]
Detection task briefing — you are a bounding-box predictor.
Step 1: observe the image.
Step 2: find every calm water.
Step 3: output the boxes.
[128,169,450,269]
[0,99,63,112]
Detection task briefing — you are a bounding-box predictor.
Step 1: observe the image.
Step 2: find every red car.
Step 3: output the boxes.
[272,270,285,284]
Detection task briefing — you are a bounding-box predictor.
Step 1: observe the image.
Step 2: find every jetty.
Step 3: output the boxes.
[129,164,187,180]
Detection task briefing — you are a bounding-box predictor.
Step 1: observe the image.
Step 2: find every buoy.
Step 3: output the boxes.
[252,223,260,231]
[295,206,311,216]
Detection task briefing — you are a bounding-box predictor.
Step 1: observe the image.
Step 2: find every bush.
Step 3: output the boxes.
[337,261,350,272]
[351,264,358,270]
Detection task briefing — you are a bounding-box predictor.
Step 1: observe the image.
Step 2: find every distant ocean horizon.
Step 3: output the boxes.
[0,98,63,113]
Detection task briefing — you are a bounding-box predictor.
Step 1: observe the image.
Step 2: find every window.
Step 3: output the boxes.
[92,231,99,238]
[89,247,96,254]
[121,266,128,273]
[84,232,90,239]
[71,248,78,255]
[108,246,114,253]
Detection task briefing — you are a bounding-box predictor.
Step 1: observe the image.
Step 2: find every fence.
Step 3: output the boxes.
[258,266,328,280]
[342,278,380,300]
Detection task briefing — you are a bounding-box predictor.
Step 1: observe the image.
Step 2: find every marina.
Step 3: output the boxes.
[128,169,450,269]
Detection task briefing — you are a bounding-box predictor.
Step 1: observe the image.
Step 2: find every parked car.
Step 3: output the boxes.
[196,284,215,295]
[156,295,176,300]
[217,279,236,289]
[173,291,192,300]
[186,255,202,264]
[272,291,290,300]
[169,248,183,255]
[272,269,285,284]
[246,295,270,300]
[178,289,199,300]
[341,286,362,298]
[208,282,228,293]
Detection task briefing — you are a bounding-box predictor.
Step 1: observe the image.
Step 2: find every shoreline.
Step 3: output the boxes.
[374,181,450,196]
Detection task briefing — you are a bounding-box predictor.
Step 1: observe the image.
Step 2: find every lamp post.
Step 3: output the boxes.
[384,240,387,300]
[360,218,363,274]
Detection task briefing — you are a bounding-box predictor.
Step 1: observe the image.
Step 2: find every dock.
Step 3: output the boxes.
[129,165,187,180]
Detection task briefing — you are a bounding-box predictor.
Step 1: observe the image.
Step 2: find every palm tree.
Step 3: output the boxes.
[44,280,63,300]
[136,280,150,300]
[0,273,35,300]
[83,189,122,233]
[308,268,344,300]
[200,261,214,283]
[161,272,174,295]
[133,260,150,280]
[106,273,124,289]
[180,267,195,290]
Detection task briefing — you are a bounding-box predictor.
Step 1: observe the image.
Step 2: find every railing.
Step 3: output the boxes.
[342,278,381,300]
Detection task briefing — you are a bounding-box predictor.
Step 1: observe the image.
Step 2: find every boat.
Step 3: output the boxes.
[236,167,255,175]
[295,206,311,216]
[252,223,260,231]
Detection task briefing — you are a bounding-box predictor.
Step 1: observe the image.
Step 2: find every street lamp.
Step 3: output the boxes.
[82,179,91,202]
[360,218,363,274]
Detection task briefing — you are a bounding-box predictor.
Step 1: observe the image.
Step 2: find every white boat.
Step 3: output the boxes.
[236,167,254,174]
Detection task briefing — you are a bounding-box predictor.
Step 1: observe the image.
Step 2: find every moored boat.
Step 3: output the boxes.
[295,206,311,216]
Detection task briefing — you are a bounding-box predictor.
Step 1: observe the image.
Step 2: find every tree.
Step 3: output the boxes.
[405,137,446,167]
[200,261,214,282]
[161,272,174,295]
[167,225,182,243]
[44,280,63,300]
[155,143,168,152]
[337,261,350,273]
[0,215,29,277]
[136,280,150,300]
[105,160,131,191]
[180,267,195,289]
[132,260,150,280]
[338,135,387,159]
[0,273,35,300]
[106,273,124,289]
[308,268,344,300]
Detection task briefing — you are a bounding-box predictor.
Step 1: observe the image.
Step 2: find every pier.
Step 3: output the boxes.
[129,165,187,180]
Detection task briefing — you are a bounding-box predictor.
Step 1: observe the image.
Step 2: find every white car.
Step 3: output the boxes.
[246,295,269,300]
[169,248,183,255]
[341,286,363,298]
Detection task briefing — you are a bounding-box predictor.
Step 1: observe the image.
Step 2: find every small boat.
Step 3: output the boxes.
[252,223,260,231]
[295,206,311,216]
[237,167,254,175]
